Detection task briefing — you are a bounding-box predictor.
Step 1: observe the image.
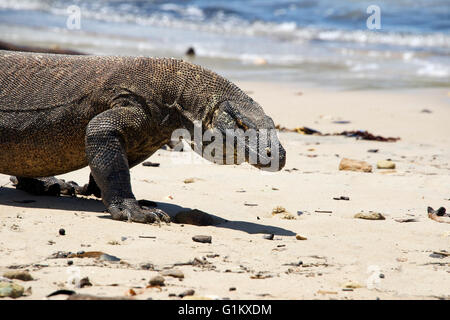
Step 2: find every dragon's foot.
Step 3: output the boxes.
[108,199,170,224]
[10,176,77,196]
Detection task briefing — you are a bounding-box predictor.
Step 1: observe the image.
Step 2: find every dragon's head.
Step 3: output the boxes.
[191,98,286,172]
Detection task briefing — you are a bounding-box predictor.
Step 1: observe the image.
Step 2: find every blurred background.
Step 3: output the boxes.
[0,0,449,89]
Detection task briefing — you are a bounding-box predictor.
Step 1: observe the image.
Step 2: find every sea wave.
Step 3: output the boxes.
[1,0,449,50]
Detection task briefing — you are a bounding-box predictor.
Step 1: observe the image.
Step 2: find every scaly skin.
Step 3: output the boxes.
[0,50,286,224]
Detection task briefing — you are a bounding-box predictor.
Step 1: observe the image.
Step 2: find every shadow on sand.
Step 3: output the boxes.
[0,186,296,236]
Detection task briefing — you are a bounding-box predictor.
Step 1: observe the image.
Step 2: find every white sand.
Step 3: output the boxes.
[0,83,449,299]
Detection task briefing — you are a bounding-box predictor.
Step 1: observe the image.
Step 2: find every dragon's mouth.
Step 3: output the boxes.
[242,132,286,172]
[218,129,286,171]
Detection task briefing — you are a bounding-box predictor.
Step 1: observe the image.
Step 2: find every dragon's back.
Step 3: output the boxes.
[0,50,126,111]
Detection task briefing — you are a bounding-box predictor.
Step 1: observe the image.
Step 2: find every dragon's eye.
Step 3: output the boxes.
[236,118,249,131]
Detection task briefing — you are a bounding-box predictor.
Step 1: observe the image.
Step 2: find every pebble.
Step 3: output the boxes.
[0,282,24,298]
[192,235,212,244]
[79,277,92,288]
[342,281,363,289]
[67,260,73,266]
[354,212,385,220]
[229,287,236,291]
[149,275,165,286]
[140,263,154,270]
[179,289,195,298]
[272,206,286,214]
[142,161,160,167]
[339,158,372,173]
[429,253,446,259]
[3,271,33,281]
[58,228,65,236]
[161,269,184,279]
[333,196,350,201]
[98,253,121,262]
[263,234,274,240]
[295,234,307,240]
[377,160,396,169]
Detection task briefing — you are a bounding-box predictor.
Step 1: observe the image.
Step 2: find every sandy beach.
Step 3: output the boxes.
[1,82,449,300]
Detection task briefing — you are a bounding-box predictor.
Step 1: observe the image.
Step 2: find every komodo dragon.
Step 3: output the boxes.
[0,50,286,224]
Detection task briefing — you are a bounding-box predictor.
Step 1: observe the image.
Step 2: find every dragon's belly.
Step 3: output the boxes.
[0,109,90,177]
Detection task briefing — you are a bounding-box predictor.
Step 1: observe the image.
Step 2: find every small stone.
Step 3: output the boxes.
[429,253,446,259]
[377,160,395,169]
[339,158,372,173]
[229,287,236,291]
[192,235,212,244]
[354,212,385,220]
[435,207,447,216]
[281,212,296,220]
[98,254,121,262]
[149,275,165,286]
[67,260,73,266]
[272,206,286,215]
[379,273,385,279]
[161,269,184,279]
[140,263,154,270]
[263,234,274,240]
[342,281,363,289]
[183,178,196,184]
[58,228,65,236]
[244,202,258,206]
[179,289,195,298]
[395,218,417,223]
[79,277,92,288]
[142,161,160,167]
[0,282,24,298]
[295,234,307,240]
[3,271,33,281]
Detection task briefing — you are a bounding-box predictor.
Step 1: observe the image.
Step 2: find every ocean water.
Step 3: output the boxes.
[0,0,449,89]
